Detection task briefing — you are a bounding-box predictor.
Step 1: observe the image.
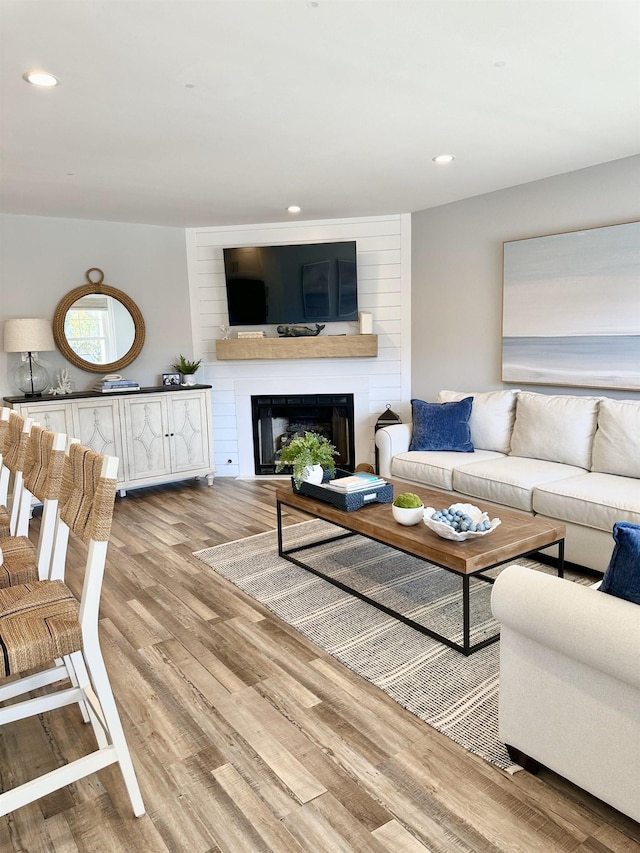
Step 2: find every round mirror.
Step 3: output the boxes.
[53,268,146,373]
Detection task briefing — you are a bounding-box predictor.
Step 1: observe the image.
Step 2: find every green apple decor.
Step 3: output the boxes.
[275,431,338,488]
[393,493,423,509]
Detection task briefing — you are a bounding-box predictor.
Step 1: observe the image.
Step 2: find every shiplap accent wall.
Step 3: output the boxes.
[185,214,411,477]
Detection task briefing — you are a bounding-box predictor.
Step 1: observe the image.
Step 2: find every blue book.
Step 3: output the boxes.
[326,473,386,492]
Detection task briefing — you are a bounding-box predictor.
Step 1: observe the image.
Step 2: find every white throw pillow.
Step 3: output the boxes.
[592,398,640,478]
[509,392,600,469]
[437,389,519,453]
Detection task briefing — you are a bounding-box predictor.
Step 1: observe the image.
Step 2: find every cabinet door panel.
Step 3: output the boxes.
[123,397,171,480]
[167,392,211,473]
[17,404,73,436]
[72,399,125,479]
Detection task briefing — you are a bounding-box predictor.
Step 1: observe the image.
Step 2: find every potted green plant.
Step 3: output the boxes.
[172,354,202,386]
[275,431,338,488]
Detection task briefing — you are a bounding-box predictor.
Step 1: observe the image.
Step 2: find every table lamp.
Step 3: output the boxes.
[3,318,56,397]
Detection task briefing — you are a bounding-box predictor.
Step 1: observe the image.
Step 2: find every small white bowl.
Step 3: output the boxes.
[392,503,425,526]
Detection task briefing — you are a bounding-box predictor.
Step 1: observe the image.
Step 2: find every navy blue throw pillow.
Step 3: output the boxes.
[409,398,474,453]
[600,522,640,604]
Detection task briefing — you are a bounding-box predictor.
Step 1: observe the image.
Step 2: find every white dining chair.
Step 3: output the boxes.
[0,411,34,538]
[0,444,145,817]
[0,425,68,588]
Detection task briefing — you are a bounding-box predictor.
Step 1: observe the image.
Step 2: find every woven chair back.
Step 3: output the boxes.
[59,444,118,545]
[2,412,30,475]
[0,409,10,457]
[23,425,66,503]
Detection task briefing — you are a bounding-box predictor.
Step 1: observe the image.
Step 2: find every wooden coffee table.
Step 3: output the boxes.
[275,480,565,655]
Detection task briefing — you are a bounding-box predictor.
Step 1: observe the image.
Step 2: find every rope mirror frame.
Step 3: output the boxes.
[53,268,146,374]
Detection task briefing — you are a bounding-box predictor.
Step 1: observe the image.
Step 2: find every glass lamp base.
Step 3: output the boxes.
[15,357,51,397]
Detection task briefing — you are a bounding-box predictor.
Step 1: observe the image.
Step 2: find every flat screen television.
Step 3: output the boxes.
[223,240,358,326]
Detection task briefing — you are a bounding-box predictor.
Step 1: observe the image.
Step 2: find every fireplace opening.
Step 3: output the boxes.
[251,394,355,476]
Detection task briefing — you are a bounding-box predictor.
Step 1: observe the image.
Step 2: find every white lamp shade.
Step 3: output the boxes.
[3,318,55,353]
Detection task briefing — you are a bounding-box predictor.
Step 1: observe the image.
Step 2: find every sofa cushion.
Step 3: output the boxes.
[452,456,586,512]
[533,472,640,533]
[409,398,474,452]
[592,399,640,479]
[600,522,640,604]
[391,449,505,492]
[509,392,600,469]
[437,389,519,454]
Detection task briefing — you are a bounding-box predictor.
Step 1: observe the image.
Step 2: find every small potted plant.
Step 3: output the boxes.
[172,354,202,386]
[275,431,338,488]
[392,492,425,526]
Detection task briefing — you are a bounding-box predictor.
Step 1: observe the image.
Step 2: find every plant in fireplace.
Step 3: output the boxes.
[275,431,337,488]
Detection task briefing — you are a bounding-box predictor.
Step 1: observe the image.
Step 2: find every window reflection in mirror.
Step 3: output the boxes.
[64,294,135,364]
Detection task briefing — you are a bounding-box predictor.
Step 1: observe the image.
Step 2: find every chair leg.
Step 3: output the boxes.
[0,748,119,816]
[0,657,91,725]
[75,643,145,817]
[63,654,92,724]
[0,665,68,704]
[0,654,144,817]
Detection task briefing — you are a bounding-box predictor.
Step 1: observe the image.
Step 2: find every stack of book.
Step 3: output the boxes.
[92,378,140,393]
[323,472,387,493]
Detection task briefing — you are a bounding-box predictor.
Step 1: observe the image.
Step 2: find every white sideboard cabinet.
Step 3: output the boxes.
[4,385,215,495]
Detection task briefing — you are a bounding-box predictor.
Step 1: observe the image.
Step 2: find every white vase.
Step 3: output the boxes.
[183,374,196,386]
[302,464,324,485]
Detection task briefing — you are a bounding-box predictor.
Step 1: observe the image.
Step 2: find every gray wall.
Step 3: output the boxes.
[2,156,639,405]
[411,155,640,403]
[0,214,192,399]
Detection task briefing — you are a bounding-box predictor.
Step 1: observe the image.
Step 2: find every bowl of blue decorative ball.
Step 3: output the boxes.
[423,503,501,541]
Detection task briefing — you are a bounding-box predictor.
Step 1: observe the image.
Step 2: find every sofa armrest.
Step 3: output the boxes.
[375,423,413,478]
[491,565,640,689]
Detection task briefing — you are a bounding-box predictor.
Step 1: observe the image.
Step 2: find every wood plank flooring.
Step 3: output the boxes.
[1,478,638,852]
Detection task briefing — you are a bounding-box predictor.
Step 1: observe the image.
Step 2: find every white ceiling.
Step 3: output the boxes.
[1,0,639,229]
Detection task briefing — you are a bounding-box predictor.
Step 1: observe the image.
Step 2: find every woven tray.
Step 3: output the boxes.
[292,472,394,512]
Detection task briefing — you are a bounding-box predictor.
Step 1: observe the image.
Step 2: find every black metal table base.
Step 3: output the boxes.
[277,500,565,656]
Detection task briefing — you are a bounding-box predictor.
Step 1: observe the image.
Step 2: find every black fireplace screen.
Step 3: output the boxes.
[251,394,355,476]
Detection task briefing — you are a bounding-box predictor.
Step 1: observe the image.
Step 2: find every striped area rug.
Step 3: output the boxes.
[193,519,571,771]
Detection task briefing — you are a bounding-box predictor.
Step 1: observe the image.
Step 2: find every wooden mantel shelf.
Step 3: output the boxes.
[216,334,378,360]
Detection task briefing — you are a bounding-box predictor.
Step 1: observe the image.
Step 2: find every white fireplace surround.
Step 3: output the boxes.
[186,213,412,479]
[233,377,371,478]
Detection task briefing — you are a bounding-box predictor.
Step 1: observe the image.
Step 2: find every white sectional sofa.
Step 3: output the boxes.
[375,390,640,572]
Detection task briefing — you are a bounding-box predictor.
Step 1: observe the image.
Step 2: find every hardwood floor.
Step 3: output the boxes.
[1,478,638,852]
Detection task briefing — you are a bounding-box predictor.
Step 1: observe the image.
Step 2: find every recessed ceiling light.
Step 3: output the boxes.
[287,205,302,214]
[23,70,60,87]
[432,154,455,164]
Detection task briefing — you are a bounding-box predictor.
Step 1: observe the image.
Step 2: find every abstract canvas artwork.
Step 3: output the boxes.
[502,221,640,390]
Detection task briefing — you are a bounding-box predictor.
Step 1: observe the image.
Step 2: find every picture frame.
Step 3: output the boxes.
[162,372,181,387]
[502,221,640,390]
